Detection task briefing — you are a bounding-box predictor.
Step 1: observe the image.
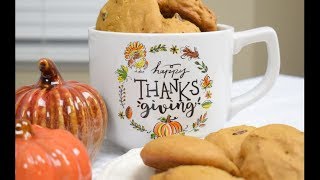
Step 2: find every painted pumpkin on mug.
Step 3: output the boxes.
[15,58,108,160]
[153,115,183,137]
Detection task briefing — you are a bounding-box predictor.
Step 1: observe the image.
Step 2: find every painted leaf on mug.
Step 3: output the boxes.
[130,120,147,132]
[201,100,212,109]
[180,46,200,60]
[201,75,213,89]
[191,112,208,132]
[118,84,126,108]
[150,44,167,53]
[195,61,208,73]
[116,65,128,83]
[125,106,133,119]
[199,112,208,123]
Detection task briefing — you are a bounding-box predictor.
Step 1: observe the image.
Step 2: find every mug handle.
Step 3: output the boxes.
[229,27,280,118]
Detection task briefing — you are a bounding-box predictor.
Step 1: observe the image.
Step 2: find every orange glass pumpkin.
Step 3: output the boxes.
[15,119,92,180]
[15,58,107,159]
[153,115,183,137]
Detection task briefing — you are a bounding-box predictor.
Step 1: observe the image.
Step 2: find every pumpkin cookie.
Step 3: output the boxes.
[157,0,217,32]
[205,125,256,163]
[238,124,304,180]
[151,165,244,180]
[96,0,200,33]
[96,0,163,32]
[140,135,240,176]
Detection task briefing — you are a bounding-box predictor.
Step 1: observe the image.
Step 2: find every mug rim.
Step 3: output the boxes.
[88,24,234,36]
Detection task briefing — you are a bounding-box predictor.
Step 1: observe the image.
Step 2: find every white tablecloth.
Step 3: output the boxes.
[92,74,304,179]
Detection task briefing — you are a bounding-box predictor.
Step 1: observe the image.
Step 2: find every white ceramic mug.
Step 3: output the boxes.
[89,24,280,150]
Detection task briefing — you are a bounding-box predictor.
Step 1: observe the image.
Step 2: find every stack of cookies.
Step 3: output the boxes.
[96,0,217,33]
[140,124,304,180]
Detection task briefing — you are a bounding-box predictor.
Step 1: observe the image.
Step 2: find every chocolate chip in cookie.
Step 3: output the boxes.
[205,125,256,163]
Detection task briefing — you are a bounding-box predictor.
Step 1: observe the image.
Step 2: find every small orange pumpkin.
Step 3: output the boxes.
[153,115,183,137]
[15,119,91,180]
[15,58,107,160]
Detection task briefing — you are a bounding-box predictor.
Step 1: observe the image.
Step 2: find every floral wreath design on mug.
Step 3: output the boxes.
[115,41,213,139]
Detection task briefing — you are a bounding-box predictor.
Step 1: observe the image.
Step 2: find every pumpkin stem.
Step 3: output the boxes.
[15,119,34,140]
[36,58,64,88]
[166,115,171,123]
